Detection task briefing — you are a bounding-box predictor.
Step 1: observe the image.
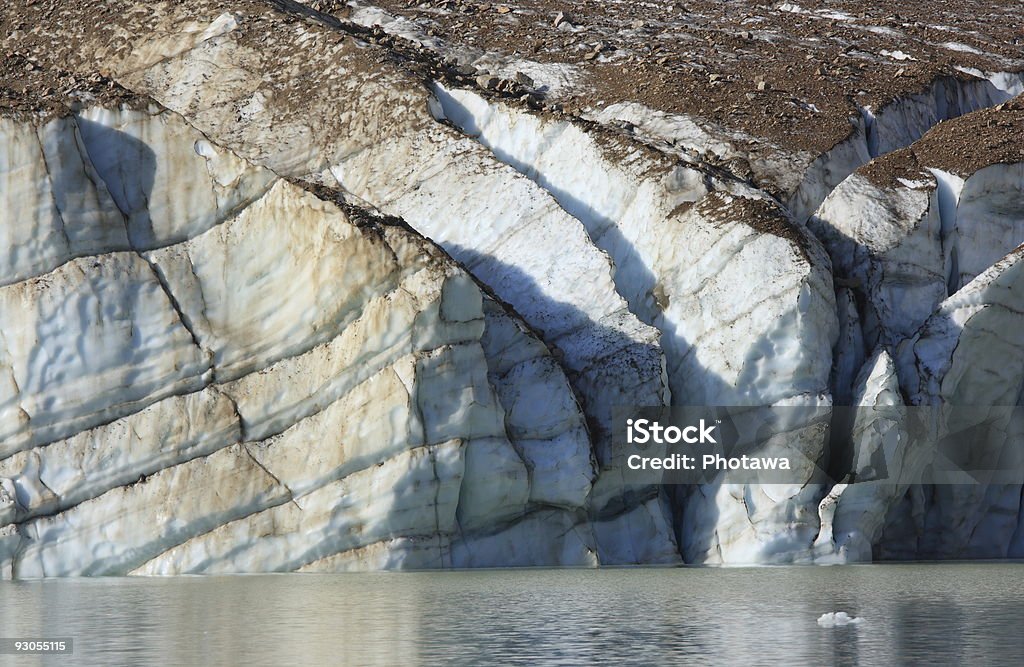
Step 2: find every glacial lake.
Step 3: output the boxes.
[2,564,1023,666]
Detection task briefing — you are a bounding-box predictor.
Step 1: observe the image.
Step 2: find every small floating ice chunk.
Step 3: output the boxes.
[817,612,864,627]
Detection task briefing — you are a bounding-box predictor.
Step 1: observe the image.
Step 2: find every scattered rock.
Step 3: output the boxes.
[514,71,535,87]
[476,73,500,89]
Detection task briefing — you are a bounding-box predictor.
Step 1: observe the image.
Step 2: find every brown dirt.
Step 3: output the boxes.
[862,97,1024,186]
[352,0,1024,154]
[698,190,815,263]
[0,51,144,120]
[3,0,1020,176]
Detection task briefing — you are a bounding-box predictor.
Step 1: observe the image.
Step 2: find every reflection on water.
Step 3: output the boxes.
[2,564,1024,666]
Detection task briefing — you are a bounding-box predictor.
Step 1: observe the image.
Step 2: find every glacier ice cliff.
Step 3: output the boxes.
[1,0,1023,574]
[0,96,601,575]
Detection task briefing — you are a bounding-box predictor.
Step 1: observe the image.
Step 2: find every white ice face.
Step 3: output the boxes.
[3,1,1024,575]
[0,104,600,577]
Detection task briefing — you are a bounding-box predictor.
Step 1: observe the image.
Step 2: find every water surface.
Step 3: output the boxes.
[2,564,1023,665]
